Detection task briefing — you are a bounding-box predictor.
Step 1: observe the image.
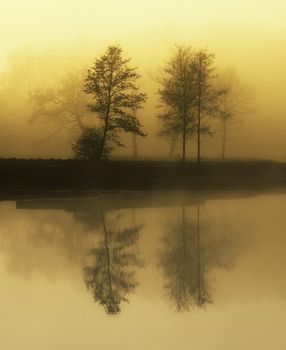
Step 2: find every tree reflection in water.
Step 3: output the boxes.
[84,211,143,314]
[159,205,231,312]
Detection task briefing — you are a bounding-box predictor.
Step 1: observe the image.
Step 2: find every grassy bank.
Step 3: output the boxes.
[0,159,286,196]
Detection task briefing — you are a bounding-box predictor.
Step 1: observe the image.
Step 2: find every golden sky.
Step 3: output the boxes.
[0,0,286,159]
[1,0,285,59]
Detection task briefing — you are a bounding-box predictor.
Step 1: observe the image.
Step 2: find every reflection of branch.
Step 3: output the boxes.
[159,205,216,312]
[84,213,143,315]
[34,122,67,147]
[197,205,202,305]
[101,213,114,313]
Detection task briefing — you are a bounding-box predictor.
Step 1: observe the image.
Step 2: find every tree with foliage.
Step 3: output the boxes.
[72,127,112,160]
[157,45,197,163]
[30,70,90,144]
[193,49,221,164]
[157,46,222,163]
[216,69,253,159]
[131,109,139,158]
[84,45,147,160]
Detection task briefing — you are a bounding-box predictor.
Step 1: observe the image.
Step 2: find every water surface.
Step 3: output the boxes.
[0,192,286,349]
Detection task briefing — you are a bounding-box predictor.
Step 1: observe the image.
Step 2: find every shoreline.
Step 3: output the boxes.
[1,159,286,199]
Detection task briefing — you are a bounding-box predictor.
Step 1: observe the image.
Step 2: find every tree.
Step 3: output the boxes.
[131,109,139,158]
[30,70,90,144]
[157,45,197,163]
[84,45,147,160]
[216,69,253,159]
[193,49,220,164]
[72,127,112,160]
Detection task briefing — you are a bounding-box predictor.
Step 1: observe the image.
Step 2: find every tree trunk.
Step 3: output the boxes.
[182,206,187,296]
[182,100,187,163]
[99,118,109,160]
[221,119,226,160]
[182,122,186,163]
[101,213,113,305]
[197,62,202,165]
[99,66,113,160]
[196,205,201,304]
[132,132,138,158]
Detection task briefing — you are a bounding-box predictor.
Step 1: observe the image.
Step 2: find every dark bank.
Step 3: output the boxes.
[1,159,286,198]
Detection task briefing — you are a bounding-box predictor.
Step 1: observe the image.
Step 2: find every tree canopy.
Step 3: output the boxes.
[84,45,147,160]
[157,46,222,163]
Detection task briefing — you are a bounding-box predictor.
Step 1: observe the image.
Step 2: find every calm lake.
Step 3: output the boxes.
[0,192,286,349]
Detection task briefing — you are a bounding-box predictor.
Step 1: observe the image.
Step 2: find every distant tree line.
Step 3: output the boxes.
[29,44,252,162]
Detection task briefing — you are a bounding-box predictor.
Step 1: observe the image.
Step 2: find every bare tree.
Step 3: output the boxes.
[216,69,253,159]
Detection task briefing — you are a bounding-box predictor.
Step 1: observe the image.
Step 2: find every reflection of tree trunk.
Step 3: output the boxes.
[182,106,187,164]
[182,206,187,296]
[197,205,201,303]
[101,213,113,300]
[222,119,226,160]
[197,61,202,165]
[131,208,136,226]
[132,133,138,158]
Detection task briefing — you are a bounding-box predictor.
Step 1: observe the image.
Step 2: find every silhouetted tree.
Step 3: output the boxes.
[131,109,139,157]
[158,46,223,163]
[72,127,113,160]
[216,69,253,159]
[193,49,221,164]
[84,212,143,314]
[157,46,197,163]
[84,45,147,160]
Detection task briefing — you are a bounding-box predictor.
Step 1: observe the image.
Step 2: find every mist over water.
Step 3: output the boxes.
[1,192,286,349]
[0,0,286,160]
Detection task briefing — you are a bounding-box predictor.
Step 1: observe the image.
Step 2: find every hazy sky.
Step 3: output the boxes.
[0,0,286,159]
[1,0,285,62]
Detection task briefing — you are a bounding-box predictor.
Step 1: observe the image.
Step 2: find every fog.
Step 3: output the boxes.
[0,0,286,160]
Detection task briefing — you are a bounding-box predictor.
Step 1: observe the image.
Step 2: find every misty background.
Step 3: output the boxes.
[0,0,285,160]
